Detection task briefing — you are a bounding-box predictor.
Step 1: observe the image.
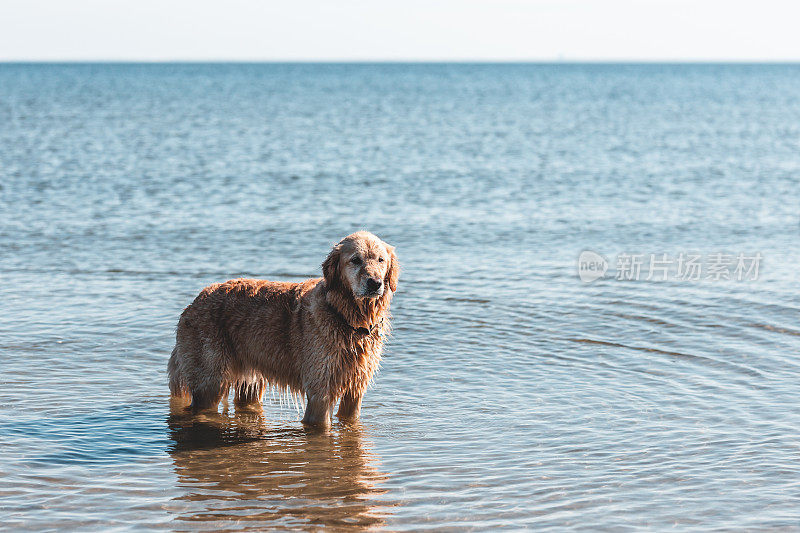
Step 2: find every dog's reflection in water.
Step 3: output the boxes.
[167,400,395,530]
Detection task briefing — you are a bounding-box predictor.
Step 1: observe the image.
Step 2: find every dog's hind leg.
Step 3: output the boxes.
[234,379,265,408]
[190,380,229,411]
[175,332,231,412]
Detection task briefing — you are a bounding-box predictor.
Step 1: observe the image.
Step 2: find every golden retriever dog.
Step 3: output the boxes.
[168,231,399,427]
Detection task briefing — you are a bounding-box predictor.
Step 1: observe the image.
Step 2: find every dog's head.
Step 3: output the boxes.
[323,231,399,300]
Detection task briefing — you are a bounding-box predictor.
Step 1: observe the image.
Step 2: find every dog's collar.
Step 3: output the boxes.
[326,303,384,337]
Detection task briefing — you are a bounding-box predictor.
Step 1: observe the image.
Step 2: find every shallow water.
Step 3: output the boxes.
[1,63,800,530]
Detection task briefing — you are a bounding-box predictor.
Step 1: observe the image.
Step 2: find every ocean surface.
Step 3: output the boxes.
[1,63,800,531]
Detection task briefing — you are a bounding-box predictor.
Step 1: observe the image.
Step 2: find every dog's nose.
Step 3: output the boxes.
[366,278,382,292]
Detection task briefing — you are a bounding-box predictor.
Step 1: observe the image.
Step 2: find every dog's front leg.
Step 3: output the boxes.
[302,392,332,427]
[336,390,363,420]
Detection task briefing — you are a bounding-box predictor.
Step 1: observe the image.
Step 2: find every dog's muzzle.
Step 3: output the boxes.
[364,278,384,297]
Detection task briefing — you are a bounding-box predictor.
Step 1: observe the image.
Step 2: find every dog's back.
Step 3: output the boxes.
[168,278,318,409]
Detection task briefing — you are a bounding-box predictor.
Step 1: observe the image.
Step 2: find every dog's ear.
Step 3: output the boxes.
[322,244,342,290]
[385,245,399,293]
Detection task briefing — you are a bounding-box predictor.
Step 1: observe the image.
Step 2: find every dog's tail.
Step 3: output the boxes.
[167,346,189,397]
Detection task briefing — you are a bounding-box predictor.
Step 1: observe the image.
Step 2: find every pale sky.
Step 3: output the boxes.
[1,0,799,62]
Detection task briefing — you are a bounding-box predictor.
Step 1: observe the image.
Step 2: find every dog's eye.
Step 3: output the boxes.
[351,256,362,265]
[378,257,385,263]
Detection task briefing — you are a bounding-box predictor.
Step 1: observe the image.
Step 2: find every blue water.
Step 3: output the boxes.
[1,63,800,530]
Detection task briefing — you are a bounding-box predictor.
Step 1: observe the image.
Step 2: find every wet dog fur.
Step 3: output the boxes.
[167,232,399,427]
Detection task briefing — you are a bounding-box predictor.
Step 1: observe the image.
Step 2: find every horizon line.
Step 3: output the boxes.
[3,59,800,65]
